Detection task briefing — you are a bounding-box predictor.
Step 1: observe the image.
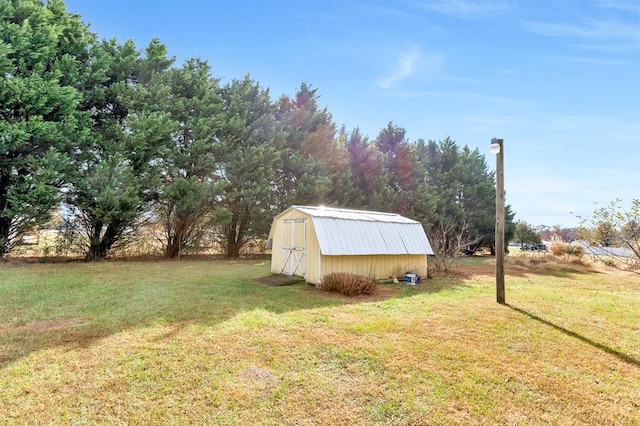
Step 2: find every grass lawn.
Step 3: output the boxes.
[0,256,638,425]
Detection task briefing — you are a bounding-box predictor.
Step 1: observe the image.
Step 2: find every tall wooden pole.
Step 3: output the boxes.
[495,138,505,304]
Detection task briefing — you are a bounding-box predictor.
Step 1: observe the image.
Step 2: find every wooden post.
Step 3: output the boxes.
[495,138,505,304]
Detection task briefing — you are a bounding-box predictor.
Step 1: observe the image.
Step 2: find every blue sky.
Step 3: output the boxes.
[65,0,640,227]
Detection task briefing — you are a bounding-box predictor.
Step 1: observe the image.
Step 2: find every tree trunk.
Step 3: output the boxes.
[0,216,11,258]
[166,239,180,258]
[0,176,11,257]
[85,222,120,261]
[225,213,242,258]
[226,241,241,258]
[86,242,109,261]
[165,232,182,258]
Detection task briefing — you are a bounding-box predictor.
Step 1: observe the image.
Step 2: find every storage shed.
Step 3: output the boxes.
[268,205,434,284]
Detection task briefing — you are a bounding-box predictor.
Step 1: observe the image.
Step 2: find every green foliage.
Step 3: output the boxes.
[1,2,518,261]
[63,37,176,260]
[215,75,284,257]
[319,272,376,296]
[514,220,542,246]
[374,122,417,216]
[276,83,348,210]
[0,0,94,256]
[346,127,392,211]
[411,138,501,267]
[155,58,223,258]
[593,221,617,247]
[504,205,517,251]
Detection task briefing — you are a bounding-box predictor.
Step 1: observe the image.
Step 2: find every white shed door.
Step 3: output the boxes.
[280,218,306,276]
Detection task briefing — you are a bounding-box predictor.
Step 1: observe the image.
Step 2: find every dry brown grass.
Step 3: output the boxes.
[549,240,585,259]
[508,252,595,274]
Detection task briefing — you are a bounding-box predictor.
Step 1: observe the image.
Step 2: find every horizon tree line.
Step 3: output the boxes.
[1,0,516,261]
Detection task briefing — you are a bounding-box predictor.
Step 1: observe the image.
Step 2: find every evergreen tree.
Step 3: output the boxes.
[375,121,406,157]
[416,139,468,260]
[456,145,499,253]
[410,138,439,228]
[155,58,223,258]
[0,0,94,256]
[374,122,417,216]
[504,205,517,253]
[327,126,362,207]
[64,38,176,260]
[216,75,284,258]
[346,128,392,211]
[274,83,338,209]
[411,137,509,262]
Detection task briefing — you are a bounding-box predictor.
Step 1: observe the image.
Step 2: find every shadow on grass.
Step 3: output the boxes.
[0,287,349,367]
[416,276,471,294]
[0,262,345,367]
[0,260,471,367]
[507,304,640,367]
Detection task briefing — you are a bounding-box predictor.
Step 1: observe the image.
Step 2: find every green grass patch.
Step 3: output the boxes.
[1,257,639,425]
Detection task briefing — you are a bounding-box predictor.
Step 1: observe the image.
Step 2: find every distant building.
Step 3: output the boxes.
[572,240,634,258]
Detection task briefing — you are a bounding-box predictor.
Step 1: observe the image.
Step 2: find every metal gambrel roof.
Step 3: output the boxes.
[289,205,434,256]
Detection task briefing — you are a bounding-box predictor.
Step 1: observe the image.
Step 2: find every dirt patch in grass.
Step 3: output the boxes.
[253,274,305,286]
[11,318,89,334]
[367,284,403,300]
[317,282,403,302]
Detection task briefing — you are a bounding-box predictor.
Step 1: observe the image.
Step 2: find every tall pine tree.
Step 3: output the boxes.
[0,0,94,256]
[346,127,392,211]
[374,122,417,216]
[63,38,175,260]
[155,58,224,258]
[215,75,284,258]
[410,137,513,264]
[274,83,339,209]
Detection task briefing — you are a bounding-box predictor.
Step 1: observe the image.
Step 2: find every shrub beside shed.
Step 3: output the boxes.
[267,205,434,284]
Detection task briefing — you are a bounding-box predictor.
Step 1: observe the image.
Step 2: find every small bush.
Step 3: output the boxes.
[550,241,566,257]
[318,272,376,296]
[565,244,584,258]
[550,241,584,258]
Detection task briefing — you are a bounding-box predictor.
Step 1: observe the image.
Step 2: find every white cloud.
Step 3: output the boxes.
[524,18,640,41]
[566,56,630,65]
[417,0,513,20]
[371,5,417,20]
[384,90,532,106]
[598,0,640,13]
[377,45,433,88]
[574,42,639,53]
